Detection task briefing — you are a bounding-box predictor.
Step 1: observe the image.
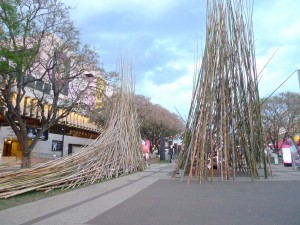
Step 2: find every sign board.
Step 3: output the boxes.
[278,127,286,134]
[26,127,48,140]
[3,127,16,137]
[1,126,48,140]
[293,156,300,169]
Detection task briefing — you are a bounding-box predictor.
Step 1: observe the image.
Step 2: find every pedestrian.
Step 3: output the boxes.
[169,146,173,163]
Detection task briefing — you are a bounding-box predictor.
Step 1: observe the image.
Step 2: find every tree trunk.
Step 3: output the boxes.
[19,134,31,168]
[21,153,31,168]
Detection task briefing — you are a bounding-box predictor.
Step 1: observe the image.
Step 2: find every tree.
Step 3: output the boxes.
[260,92,300,155]
[135,95,185,151]
[0,0,106,168]
[93,94,185,151]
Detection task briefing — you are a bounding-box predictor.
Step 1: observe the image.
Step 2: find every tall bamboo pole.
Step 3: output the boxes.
[0,58,144,199]
[174,0,268,183]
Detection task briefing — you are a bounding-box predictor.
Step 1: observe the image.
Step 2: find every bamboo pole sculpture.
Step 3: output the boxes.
[174,0,268,183]
[0,59,145,199]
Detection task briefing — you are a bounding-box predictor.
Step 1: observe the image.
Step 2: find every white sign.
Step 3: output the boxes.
[3,127,16,137]
[279,127,286,134]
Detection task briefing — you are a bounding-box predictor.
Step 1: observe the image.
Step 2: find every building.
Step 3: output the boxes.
[0,35,108,162]
[0,71,103,160]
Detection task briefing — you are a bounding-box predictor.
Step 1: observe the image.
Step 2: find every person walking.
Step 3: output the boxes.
[169,146,173,163]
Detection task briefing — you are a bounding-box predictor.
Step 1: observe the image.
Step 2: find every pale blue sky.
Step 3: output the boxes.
[62,0,300,119]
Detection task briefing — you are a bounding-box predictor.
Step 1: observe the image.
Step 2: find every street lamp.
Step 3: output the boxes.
[297,69,300,91]
[61,121,65,157]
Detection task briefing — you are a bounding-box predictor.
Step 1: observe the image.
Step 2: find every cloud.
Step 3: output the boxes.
[61,0,300,119]
[253,0,300,97]
[63,0,181,25]
[136,62,194,119]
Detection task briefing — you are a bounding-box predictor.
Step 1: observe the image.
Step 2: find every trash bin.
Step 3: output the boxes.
[274,154,279,165]
[179,169,184,181]
[271,153,278,165]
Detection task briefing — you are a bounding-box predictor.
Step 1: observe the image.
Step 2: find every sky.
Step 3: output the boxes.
[61,0,300,119]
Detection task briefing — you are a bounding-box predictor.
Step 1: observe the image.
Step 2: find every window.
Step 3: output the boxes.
[36,80,44,91]
[61,82,69,96]
[26,75,35,88]
[52,140,63,151]
[44,83,51,95]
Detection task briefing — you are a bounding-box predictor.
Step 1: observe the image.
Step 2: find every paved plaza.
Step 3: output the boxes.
[0,163,300,225]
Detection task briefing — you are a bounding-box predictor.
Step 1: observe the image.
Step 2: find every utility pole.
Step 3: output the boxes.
[298,69,300,91]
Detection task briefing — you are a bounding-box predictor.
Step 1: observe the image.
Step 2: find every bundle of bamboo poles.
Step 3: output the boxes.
[0,59,145,199]
[175,0,269,183]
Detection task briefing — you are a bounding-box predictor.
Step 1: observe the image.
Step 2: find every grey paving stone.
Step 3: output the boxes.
[86,179,300,225]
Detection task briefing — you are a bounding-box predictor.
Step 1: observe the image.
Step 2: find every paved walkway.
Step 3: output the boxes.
[0,157,50,173]
[0,163,300,225]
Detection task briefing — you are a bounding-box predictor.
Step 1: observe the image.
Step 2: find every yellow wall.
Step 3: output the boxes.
[11,141,23,158]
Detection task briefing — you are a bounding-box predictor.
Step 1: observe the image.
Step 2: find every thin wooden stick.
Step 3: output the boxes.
[174,0,267,183]
[0,58,145,199]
